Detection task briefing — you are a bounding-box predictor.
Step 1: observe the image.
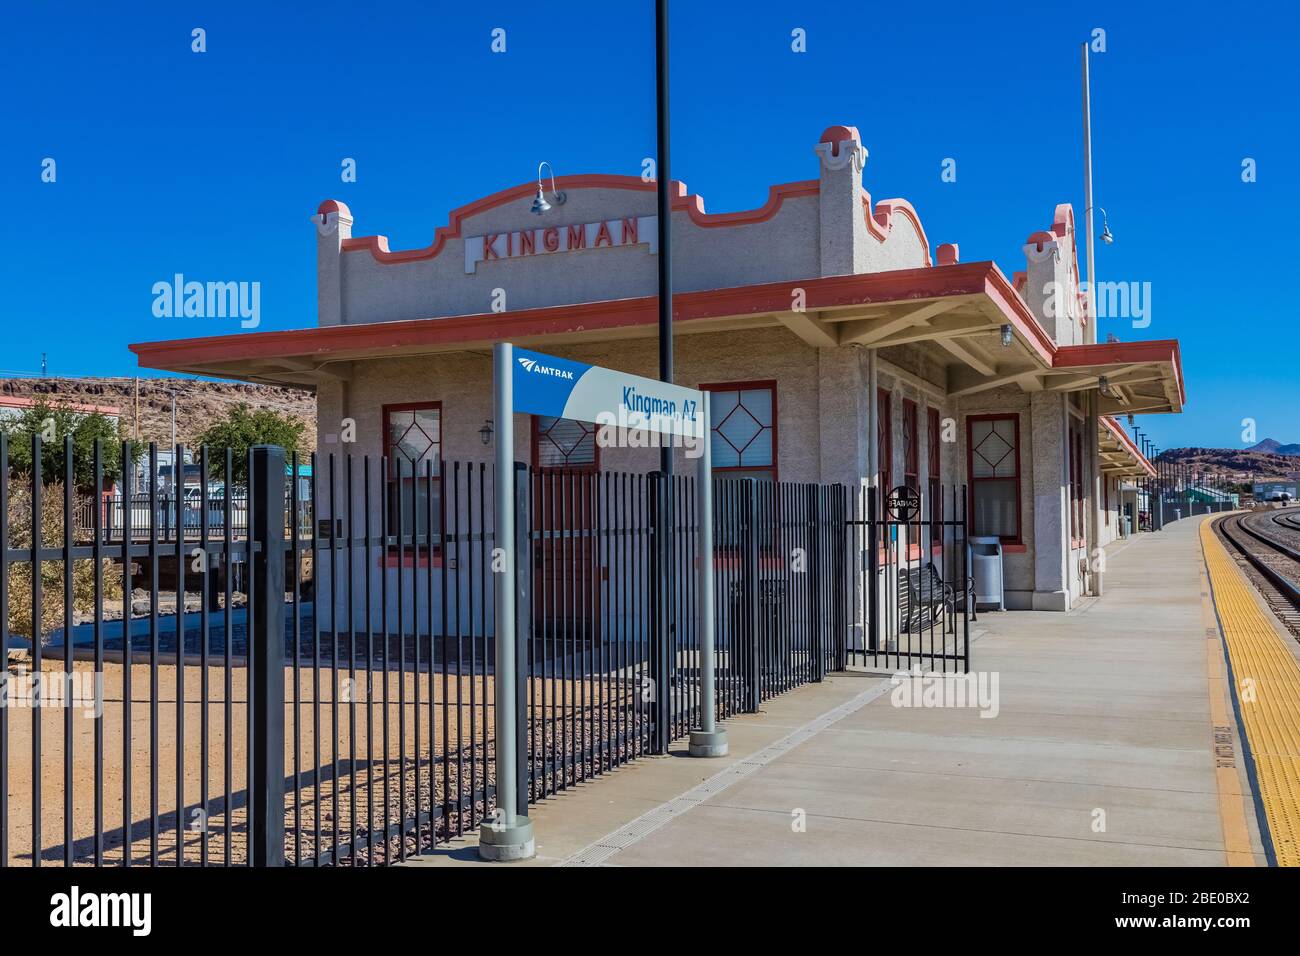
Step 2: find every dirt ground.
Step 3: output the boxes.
[2,657,629,867]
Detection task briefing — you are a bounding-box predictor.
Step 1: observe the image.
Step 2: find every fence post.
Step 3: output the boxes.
[831,485,849,673]
[250,445,286,867]
[647,472,673,752]
[867,486,879,659]
[512,462,531,816]
[742,480,761,711]
[807,485,825,682]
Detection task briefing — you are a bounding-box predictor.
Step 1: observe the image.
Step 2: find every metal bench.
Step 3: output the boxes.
[899,562,976,633]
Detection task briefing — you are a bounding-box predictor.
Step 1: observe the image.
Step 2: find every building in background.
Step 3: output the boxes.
[132,124,1181,612]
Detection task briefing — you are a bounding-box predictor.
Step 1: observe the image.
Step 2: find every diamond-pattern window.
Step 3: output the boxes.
[387,405,441,478]
[536,416,597,468]
[971,418,1016,478]
[707,385,774,470]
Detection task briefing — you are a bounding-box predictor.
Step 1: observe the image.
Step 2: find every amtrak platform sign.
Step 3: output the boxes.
[510,347,705,438]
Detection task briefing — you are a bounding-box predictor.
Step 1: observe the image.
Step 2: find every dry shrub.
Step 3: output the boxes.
[6,483,123,643]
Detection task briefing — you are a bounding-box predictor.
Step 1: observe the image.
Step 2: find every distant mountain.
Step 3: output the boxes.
[0,377,317,450]
[1248,438,1300,456]
[1160,446,1300,483]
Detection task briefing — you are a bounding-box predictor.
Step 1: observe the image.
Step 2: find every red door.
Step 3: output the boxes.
[532,417,600,634]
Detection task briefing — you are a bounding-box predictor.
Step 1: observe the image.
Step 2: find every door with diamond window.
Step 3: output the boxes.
[532,416,600,635]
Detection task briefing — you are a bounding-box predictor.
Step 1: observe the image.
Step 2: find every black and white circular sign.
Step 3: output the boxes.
[886,484,921,523]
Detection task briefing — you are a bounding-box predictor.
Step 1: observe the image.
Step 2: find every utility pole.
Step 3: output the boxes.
[1082,41,1103,593]
[1082,42,1097,348]
[649,0,674,755]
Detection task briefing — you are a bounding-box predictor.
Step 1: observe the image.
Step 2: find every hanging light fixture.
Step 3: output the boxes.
[1098,374,1112,398]
[1000,323,1013,347]
[1098,208,1114,245]
[530,161,566,215]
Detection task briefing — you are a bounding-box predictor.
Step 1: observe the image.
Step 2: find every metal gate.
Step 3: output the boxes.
[848,484,971,673]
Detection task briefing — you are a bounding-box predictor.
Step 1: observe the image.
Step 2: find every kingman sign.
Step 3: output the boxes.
[464,215,658,273]
[509,346,704,439]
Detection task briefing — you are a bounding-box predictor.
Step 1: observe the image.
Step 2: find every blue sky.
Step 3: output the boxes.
[1,1,1292,450]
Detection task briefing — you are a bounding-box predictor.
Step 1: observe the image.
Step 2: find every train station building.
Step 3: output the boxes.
[132,123,1181,612]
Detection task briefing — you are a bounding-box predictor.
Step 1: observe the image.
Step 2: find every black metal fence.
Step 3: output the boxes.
[1,436,967,867]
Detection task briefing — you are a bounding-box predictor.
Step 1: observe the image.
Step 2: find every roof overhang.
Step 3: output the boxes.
[1099,416,1157,478]
[129,262,1184,416]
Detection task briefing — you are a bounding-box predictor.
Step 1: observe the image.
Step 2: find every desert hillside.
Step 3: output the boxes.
[1160,445,1300,482]
[0,377,317,451]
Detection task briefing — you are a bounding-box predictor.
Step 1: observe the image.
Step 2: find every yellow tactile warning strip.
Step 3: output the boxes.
[1201,516,1300,866]
[1197,553,1257,866]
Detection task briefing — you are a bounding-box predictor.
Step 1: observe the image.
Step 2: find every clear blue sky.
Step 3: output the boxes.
[1,1,1291,450]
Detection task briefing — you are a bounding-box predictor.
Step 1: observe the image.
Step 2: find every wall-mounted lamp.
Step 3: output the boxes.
[530,162,566,215]
[479,419,494,445]
[1000,324,1013,348]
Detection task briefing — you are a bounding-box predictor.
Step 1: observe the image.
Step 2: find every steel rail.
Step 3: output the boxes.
[1218,513,1300,611]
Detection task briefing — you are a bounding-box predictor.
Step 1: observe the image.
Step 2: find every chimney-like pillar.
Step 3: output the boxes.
[814,125,868,277]
[315,199,353,327]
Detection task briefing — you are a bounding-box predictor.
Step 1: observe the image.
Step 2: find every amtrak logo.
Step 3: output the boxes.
[517,356,575,380]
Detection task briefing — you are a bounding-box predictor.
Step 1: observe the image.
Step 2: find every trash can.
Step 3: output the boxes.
[969,536,1005,611]
[1122,515,1132,538]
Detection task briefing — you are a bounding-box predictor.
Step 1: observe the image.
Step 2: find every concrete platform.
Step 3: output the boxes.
[405,515,1267,867]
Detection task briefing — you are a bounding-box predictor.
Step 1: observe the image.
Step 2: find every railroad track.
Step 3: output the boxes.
[1214,510,1300,637]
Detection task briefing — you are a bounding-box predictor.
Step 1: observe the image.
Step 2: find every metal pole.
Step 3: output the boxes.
[479,342,535,861]
[1082,42,1097,347]
[650,0,675,754]
[250,445,285,866]
[655,0,673,432]
[1082,43,1104,594]
[689,392,726,756]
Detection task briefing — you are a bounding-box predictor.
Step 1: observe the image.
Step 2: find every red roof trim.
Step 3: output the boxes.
[131,262,1015,368]
[129,263,1182,411]
[1101,416,1157,477]
[338,175,821,265]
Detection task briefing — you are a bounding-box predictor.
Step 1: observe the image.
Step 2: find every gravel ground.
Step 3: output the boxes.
[1,657,631,867]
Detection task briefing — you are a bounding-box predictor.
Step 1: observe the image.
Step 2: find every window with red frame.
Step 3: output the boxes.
[1068,423,1085,544]
[968,415,1020,542]
[903,399,919,493]
[877,388,892,496]
[384,402,442,542]
[701,382,776,481]
[927,406,942,518]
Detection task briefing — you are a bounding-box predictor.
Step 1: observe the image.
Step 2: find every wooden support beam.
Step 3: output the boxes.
[935,337,996,377]
[775,310,839,348]
[947,366,1041,397]
[839,300,962,346]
